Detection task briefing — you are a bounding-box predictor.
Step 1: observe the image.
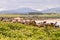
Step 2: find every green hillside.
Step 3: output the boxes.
[0,21,60,40]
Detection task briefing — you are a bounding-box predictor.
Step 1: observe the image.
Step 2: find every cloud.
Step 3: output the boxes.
[0,0,60,11]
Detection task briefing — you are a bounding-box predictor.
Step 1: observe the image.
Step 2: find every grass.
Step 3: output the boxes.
[0,14,60,18]
[0,21,60,40]
[0,14,60,40]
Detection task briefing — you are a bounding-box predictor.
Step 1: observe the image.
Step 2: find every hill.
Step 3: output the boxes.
[0,8,38,14]
[41,7,60,13]
[0,21,60,40]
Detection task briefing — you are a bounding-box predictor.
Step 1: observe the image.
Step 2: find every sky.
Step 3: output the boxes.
[0,0,60,11]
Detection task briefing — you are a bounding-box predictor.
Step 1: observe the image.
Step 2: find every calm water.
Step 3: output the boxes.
[35,19,60,25]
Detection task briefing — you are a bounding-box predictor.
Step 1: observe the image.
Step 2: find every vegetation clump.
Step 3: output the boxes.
[0,21,59,40]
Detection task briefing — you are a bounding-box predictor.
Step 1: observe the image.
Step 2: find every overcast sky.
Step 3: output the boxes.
[0,0,60,11]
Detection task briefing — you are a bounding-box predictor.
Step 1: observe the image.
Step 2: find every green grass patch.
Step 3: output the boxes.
[0,21,59,40]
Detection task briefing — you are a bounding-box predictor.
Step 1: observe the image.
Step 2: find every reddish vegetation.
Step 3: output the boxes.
[0,17,59,28]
